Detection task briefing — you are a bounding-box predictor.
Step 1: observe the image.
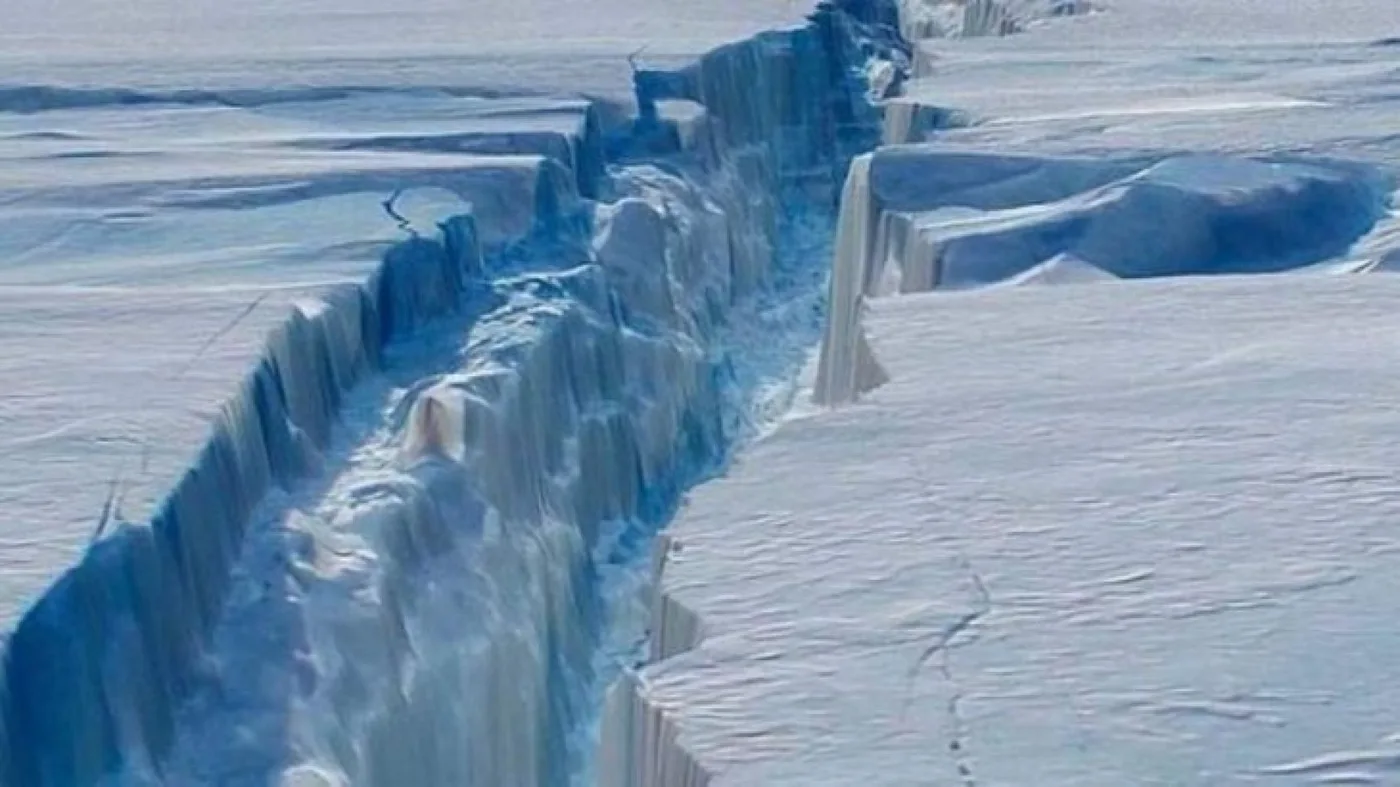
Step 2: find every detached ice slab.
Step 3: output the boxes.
[607,275,1400,786]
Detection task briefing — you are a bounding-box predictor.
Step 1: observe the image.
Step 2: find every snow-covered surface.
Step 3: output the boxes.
[0,0,846,636]
[10,0,1400,783]
[898,4,1400,159]
[621,276,1400,786]
[0,0,910,784]
[0,102,572,615]
[812,0,1400,403]
[0,287,310,625]
[0,93,605,629]
[602,0,1400,785]
[0,0,819,619]
[2,0,809,70]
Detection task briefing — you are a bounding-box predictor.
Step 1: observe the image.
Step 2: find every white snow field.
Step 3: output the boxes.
[609,278,1400,787]
[0,0,915,785]
[599,0,1400,786]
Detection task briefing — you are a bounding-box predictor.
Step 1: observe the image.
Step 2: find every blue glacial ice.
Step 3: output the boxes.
[0,2,906,785]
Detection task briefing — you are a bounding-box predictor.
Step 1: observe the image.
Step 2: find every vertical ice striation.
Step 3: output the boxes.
[597,671,709,787]
[0,208,486,787]
[894,0,1093,40]
[0,2,905,785]
[592,5,911,785]
[812,154,889,405]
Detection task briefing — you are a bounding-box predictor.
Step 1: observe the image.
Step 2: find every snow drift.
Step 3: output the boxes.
[814,148,1390,404]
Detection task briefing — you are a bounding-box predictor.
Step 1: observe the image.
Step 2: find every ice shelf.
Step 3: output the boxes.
[602,0,1400,785]
[0,1,909,785]
[10,0,1400,784]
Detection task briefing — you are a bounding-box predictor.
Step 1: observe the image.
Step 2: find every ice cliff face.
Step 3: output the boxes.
[0,3,902,786]
[597,3,1400,784]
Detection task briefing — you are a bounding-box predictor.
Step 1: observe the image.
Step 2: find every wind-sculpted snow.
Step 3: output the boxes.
[878,152,1383,285]
[0,1,898,785]
[814,148,1390,403]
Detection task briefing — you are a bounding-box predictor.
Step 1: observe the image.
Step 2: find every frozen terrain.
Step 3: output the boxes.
[8,0,1400,784]
[2,0,809,67]
[0,0,912,784]
[612,277,1400,786]
[601,0,1400,785]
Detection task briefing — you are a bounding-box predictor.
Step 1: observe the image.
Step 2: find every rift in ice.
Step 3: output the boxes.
[0,2,906,785]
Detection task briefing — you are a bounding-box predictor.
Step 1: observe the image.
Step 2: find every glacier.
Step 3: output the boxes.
[0,1,911,785]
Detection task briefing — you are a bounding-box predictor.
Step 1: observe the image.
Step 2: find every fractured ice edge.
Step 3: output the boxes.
[0,1,908,785]
[599,6,1400,787]
[812,148,1393,405]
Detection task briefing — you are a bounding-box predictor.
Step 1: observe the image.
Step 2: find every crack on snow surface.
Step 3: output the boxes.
[903,556,991,787]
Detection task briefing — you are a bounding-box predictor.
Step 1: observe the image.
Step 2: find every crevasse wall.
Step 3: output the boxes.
[0,2,904,785]
[0,193,496,786]
[591,7,910,787]
[598,3,1397,781]
[307,7,905,779]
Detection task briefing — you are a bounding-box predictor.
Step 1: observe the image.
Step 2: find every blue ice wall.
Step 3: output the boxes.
[0,210,488,787]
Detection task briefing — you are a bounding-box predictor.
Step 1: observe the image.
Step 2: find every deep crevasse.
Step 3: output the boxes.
[0,2,906,785]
